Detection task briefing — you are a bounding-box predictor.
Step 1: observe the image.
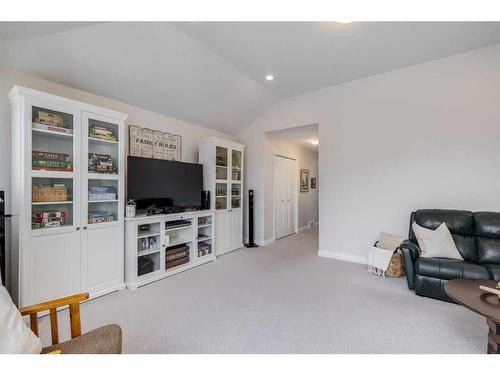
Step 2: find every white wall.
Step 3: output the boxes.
[239,44,500,262]
[266,135,319,232]
[0,68,235,215]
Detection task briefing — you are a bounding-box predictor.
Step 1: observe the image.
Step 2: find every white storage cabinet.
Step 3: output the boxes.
[199,137,245,256]
[9,86,127,307]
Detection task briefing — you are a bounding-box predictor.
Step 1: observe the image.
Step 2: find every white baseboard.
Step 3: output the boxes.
[317,249,367,265]
[299,226,309,232]
[308,220,319,228]
[255,237,275,247]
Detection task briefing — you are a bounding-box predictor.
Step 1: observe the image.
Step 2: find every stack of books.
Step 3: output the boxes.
[33,110,72,134]
[88,186,116,201]
[89,124,117,142]
[32,151,72,171]
[32,210,67,229]
[88,153,117,174]
[88,211,114,224]
[37,110,64,127]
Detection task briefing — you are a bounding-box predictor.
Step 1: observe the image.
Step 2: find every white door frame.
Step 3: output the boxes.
[273,153,299,241]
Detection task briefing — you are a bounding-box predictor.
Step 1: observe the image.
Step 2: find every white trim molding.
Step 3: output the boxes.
[317,249,367,265]
[255,237,275,247]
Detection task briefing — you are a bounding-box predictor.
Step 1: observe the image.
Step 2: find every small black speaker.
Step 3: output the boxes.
[201,190,210,210]
[245,189,258,248]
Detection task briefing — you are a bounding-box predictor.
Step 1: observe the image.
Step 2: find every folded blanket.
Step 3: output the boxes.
[368,246,394,277]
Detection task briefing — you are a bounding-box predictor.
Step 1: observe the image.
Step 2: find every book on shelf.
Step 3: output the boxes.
[89,186,115,193]
[32,210,67,229]
[33,151,70,161]
[88,153,117,174]
[88,210,114,224]
[88,185,116,200]
[32,151,72,171]
[89,125,117,142]
[35,110,65,128]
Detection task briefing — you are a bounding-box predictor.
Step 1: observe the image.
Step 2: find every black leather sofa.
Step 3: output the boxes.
[400,209,500,302]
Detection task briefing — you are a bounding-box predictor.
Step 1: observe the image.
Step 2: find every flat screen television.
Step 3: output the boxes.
[127,156,203,210]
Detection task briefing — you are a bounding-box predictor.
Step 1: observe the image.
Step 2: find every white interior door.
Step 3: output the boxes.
[275,155,296,240]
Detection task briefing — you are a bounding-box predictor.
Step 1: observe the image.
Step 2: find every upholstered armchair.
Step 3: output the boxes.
[20,293,122,354]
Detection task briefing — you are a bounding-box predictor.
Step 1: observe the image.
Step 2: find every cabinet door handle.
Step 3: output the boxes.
[76,227,80,230]
[83,226,88,230]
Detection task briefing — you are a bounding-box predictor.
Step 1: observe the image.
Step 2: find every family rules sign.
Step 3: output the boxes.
[129,125,182,161]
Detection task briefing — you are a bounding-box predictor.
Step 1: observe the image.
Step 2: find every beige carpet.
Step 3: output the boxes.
[38,227,486,353]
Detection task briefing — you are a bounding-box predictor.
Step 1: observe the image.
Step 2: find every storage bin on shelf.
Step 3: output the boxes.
[32,185,69,202]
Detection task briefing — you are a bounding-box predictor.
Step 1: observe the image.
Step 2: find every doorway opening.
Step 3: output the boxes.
[266,123,319,243]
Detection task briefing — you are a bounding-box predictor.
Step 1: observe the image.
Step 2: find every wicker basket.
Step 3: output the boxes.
[385,253,405,278]
[32,186,69,203]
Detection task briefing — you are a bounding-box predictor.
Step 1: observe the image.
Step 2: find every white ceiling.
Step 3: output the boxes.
[267,123,319,153]
[0,22,101,42]
[178,22,500,98]
[1,22,500,134]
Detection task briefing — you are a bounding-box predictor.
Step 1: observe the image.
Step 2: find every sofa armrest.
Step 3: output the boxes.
[400,240,421,290]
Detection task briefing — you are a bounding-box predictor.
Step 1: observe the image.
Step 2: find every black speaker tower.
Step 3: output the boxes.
[245,189,258,248]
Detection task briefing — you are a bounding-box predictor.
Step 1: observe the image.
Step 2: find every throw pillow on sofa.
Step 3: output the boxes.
[0,285,42,354]
[412,222,463,260]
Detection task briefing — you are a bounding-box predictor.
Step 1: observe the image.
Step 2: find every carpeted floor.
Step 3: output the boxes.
[38,227,486,353]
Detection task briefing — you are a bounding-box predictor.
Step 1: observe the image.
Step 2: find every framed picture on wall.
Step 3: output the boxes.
[300,169,310,192]
[311,177,317,189]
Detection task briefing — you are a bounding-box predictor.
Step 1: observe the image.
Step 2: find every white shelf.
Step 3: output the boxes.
[216,195,227,198]
[167,238,192,247]
[88,199,119,203]
[89,137,119,145]
[32,126,73,140]
[138,248,161,257]
[165,224,192,232]
[198,236,211,242]
[88,173,119,180]
[198,224,212,228]
[137,231,160,239]
[32,200,73,205]
[216,165,227,168]
[32,170,74,179]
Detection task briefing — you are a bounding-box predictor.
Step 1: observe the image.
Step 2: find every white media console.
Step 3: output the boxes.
[124,210,215,289]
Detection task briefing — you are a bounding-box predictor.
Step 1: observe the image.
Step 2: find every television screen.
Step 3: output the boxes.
[127,156,203,210]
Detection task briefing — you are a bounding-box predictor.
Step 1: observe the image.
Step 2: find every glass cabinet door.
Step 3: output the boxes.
[215,182,227,210]
[231,149,242,181]
[216,146,228,180]
[85,115,120,225]
[231,183,241,209]
[31,105,76,231]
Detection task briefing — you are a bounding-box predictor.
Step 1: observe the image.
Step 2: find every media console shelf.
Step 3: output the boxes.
[125,210,215,290]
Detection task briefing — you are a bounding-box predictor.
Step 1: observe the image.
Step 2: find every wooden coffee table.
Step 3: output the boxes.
[445,279,500,354]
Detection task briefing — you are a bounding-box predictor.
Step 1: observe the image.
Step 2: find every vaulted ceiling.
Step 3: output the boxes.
[1,22,500,134]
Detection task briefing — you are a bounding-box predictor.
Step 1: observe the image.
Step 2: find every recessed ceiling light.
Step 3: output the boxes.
[265,74,274,81]
[309,139,319,145]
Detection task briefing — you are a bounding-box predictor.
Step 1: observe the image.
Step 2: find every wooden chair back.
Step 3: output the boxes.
[19,293,89,345]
